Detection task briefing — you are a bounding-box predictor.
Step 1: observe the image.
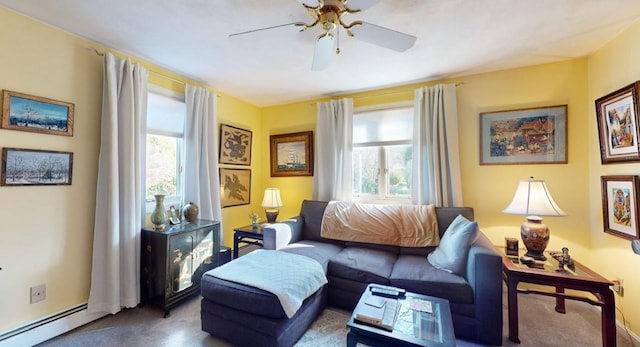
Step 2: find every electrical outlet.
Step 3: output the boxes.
[30,284,46,304]
[612,278,624,296]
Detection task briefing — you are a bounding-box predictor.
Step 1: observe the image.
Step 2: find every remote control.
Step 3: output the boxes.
[370,285,406,298]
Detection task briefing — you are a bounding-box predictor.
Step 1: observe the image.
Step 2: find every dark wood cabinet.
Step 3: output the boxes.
[141,219,220,317]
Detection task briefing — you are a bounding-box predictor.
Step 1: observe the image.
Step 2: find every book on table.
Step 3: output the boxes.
[354,295,400,331]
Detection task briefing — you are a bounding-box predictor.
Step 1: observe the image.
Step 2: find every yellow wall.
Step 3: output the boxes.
[1,2,639,340]
[588,19,640,334]
[0,7,262,331]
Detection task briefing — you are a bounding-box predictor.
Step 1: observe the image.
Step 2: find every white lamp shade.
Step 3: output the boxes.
[261,188,283,208]
[502,178,566,217]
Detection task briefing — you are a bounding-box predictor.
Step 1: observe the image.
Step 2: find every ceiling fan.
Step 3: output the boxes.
[229,0,417,70]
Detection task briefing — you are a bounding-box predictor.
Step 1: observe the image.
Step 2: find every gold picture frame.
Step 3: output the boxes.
[269,131,314,177]
[2,90,74,136]
[219,124,252,165]
[220,168,251,208]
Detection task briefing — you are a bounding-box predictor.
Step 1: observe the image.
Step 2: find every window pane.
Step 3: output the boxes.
[353,147,380,195]
[387,145,412,196]
[146,134,178,199]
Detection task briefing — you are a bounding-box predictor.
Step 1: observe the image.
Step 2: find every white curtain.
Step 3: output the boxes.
[412,84,463,207]
[88,53,148,314]
[313,98,354,201]
[183,84,223,234]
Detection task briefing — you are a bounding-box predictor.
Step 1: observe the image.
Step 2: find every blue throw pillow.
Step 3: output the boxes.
[427,214,478,275]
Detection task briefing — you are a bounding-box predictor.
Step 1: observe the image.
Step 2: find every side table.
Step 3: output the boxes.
[501,249,615,347]
[233,224,265,259]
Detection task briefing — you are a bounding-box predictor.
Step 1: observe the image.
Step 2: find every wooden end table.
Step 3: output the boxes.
[501,249,615,346]
[233,224,265,259]
[346,284,456,347]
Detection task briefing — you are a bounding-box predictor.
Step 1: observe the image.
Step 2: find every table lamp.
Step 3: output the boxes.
[261,187,283,223]
[502,177,566,260]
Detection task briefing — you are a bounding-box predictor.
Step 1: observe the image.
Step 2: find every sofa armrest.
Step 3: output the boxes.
[464,231,503,345]
[262,216,304,250]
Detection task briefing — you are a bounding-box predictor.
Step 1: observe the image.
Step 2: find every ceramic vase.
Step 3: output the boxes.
[182,202,199,222]
[150,194,168,230]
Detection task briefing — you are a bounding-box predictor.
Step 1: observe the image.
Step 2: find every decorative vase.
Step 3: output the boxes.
[150,194,168,230]
[182,202,199,222]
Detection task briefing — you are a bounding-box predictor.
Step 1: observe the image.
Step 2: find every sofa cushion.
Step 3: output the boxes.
[427,214,478,275]
[280,240,344,272]
[328,247,396,284]
[390,254,474,304]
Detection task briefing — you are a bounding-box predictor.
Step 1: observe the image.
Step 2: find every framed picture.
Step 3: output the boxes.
[269,131,314,177]
[595,82,640,164]
[219,124,252,165]
[220,168,251,208]
[601,175,640,240]
[479,105,567,165]
[1,147,73,186]
[2,90,74,136]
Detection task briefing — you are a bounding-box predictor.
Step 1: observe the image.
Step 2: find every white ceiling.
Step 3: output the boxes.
[1,0,640,107]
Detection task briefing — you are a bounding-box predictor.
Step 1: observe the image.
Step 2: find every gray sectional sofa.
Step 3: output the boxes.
[200,200,503,346]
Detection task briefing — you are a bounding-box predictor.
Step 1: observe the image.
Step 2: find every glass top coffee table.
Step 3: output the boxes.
[346,284,456,347]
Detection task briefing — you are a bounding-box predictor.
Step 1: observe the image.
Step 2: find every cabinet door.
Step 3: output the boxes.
[192,226,217,285]
[169,233,195,294]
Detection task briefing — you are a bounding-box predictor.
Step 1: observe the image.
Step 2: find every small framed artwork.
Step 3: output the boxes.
[220,168,251,208]
[601,175,640,240]
[269,131,314,177]
[595,82,640,164]
[1,147,73,186]
[2,90,74,136]
[479,105,567,165]
[505,237,519,256]
[219,124,252,165]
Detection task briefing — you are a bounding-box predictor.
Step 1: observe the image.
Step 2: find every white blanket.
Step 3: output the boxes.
[205,250,327,318]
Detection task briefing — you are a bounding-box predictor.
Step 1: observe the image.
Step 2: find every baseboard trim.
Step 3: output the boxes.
[0,303,105,347]
[617,319,640,345]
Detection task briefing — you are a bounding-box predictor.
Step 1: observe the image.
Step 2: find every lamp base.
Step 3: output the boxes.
[265,209,279,224]
[521,216,549,261]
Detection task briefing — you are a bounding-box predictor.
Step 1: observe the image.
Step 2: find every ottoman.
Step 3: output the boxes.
[200,250,328,347]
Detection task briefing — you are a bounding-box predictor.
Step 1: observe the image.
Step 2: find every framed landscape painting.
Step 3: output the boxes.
[219,124,252,165]
[219,168,251,208]
[1,147,73,186]
[595,82,640,164]
[480,105,567,165]
[269,131,314,177]
[1,90,74,136]
[601,175,640,240]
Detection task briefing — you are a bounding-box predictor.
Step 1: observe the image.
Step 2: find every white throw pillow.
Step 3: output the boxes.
[427,214,478,275]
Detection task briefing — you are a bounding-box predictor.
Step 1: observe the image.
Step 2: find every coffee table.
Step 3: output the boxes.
[346,284,456,347]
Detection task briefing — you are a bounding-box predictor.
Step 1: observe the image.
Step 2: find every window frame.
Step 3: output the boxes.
[144,85,186,213]
[352,101,413,204]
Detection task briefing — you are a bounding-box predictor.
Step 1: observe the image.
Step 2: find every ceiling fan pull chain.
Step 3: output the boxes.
[336,27,341,54]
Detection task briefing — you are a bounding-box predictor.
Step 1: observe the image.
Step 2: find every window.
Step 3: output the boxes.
[145,86,186,211]
[352,104,413,202]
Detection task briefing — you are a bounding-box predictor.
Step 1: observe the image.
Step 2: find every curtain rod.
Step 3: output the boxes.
[87,47,221,96]
[308,82,465,106]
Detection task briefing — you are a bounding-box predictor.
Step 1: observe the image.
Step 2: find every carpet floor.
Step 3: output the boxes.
[36,286,636,347]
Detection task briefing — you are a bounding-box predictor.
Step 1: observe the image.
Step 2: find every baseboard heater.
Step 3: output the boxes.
[0,303,105,347]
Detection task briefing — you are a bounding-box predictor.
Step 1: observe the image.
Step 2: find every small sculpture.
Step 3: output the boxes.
[550,247,574,272]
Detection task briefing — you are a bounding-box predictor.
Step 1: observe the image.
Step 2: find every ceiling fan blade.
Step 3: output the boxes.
[350,22,416,52]
[345,0,380,11]
[312,34,334,71]
[229,22,304,37]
